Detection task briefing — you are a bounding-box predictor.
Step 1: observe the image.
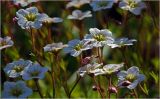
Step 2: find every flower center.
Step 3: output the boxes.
[13,66,24,72]
[126,74,136,82]
[97,1,109,7]
[30,71,40,76]
[25,13,36,21]
[128,0,137,8]
[0,41,7,46]
[74,44,82,51]
[94,34,105,41]
[11,88,22,97]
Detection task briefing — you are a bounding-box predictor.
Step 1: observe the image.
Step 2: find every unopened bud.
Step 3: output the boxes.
[81,56,91,65]
[108,86,118,93]
[122,80,131,86]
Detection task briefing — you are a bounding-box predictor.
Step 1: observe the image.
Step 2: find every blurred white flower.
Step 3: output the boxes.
[66,0,90,8]
[13,0,38,7]
[78,62,103,77]
[68,10,92,20]
[108,37,137,48]
[39,13,63,24]
[90,0,117,11]
[119,0,146,15]
[0,36,14,50]
[44,42,68,52]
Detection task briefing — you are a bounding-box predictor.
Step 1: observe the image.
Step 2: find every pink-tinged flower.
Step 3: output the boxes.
[66,0,90,8]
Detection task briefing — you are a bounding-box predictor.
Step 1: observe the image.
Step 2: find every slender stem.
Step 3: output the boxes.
[93,76,104,99]
[49,53,56,98]
[69,76,81,98]
[80,53,83,67]
[108,77,111,99]
[34,79,43,98]
[120,47,129,69]
[47,25,52,43]
[98,47,102,63]
[133,89,138,99]
[30,28,36,53]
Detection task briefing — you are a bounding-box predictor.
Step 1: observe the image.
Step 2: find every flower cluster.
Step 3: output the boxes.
[2,59,48,98]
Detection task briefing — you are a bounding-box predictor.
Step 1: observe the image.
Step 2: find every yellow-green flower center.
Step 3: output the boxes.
[30,71,40,76]
[25,13,36,21]
[128,0,138,8]
[74,44,82,51]
[94,34,105,41]
[13,66,24,73]
[126,74,136,82]
[0,41,7,46]
[11,88,22,97]
[98,1,109,7]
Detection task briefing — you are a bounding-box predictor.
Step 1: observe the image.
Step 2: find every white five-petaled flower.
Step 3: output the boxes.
[66,0,90,8]
[2,81,33,98]
[3,59,32,78]
[39,13,63,24]
[78,62,103,77]
[117,66,145,89]
[68,10,92,20]
[0,36,14,50]
[84,28,114,47]
[22,63,48,80]
[119,0,146,15]
[63,39,92,57]
[107,37,137,48]
[13,0,38,7]
[90,0,117,11]
[15,7,45,29]
[100,63,124,75]
[43,42,68,52]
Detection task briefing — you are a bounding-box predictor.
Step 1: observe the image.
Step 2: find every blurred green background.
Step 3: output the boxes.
[1,1,159,98]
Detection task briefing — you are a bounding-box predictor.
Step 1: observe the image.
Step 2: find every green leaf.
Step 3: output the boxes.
[139,83,149,95]
[150,71,159,84]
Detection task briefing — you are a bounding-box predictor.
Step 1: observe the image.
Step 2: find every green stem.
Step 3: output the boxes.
[108,77,111,99]
[120,47,129,69]
[93,76,104,99]
[98,47,103,63]
[133,89,138,99]
[30,28,36,53]
[69,76,81,98]
[34,79,43,98]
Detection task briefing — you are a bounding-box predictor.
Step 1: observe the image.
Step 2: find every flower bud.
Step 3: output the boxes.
[108,86,118,93]
[122,80,131,86]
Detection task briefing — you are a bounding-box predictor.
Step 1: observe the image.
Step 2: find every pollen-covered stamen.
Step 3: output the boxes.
[126,73,136,82]
[94,34,105,41]
[25,13,36,21]
[11,88,23,97]
[0,41,7,46]
[13,66,24,72]
[74,44,83,51]
[128,0,137,8]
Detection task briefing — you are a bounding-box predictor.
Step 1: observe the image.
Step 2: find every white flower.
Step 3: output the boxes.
[13,0,38,7]
[68,10,92,20]
[63,39,92,57]
[90,0,117,11]
[84,28,114,47]
[77,62,103,77]
[108,37,137,48]
[66,0,90,8]
[0,36,14,50]
[43,42,68,52]
[39,13,63,24]
[119,0,146,15]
